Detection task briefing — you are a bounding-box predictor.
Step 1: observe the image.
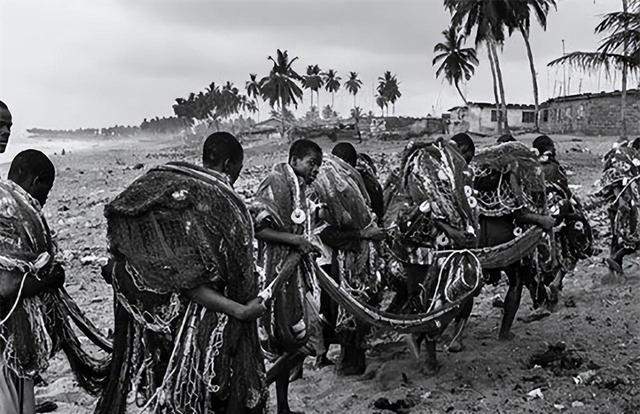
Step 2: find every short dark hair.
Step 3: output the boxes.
[8,149,55,184]
[331,142,357,166]
[532,135,555,154]
[202,132,243,166]
[289,139,322,162]
[451,133,474,151]
[497,134,516,143]
[0,101,7,111]
[631,137,640,151]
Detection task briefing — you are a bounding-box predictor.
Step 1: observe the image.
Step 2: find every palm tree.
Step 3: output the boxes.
[301,65,324,110]
[376,95,388,117]
[323,69,341,109]
[509,0,557,131]
[377,71,401,115]
[246,74,261,101]
[259,49,303,140]
[445,0,512,132]
[345,72,363,109]
[548,0,639,138]
[433,24,479,105]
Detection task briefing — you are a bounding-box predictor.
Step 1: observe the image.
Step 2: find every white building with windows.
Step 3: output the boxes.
[447,102,536,135]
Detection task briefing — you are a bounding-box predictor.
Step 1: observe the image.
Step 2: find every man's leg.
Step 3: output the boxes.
[447,297,473,353]
[276,371,304,414]
[317,264,337,368]
[0,366,35,414]
[499,267,523,341]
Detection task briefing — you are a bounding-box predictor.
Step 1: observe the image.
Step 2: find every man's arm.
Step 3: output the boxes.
[21,262,66,298]
[184,285,265,321]
[256,228,322,255]
[515,209,555,230]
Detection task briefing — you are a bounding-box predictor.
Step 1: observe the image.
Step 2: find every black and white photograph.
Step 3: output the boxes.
[0,0,639,412]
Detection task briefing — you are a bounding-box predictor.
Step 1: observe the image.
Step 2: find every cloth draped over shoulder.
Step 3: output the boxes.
[384,141,479,265]
[249,163,321,357]
[101,162,266,413]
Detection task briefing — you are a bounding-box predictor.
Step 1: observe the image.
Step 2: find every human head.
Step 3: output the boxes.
[8,150,55,206]
[0,101,12,153]
[202,132,244,184]
[631,137,640,151]
[497,134,516,143]
[450,132,475,164]
[532,135,555,156]
[331,142,357,167]
[289,139,323,185]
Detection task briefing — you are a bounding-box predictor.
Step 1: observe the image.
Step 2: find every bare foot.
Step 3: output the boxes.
[518,309,551,323]
[315,354,334,369]
[447,340,464,353]
[419,361,442,376]
[498,331,515,341]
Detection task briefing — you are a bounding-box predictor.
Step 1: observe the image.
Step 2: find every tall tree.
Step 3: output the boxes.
[509,0,557,131]
[345,71,363,109]
[548,0,640,138]
[259,49,303,140]
[376,95,388,117]
[323,69,342,109]
[301,64,324,110]
[377,71,401,115]
[245,74,261,121]
[433,24,479,105]
[445,0,512,131]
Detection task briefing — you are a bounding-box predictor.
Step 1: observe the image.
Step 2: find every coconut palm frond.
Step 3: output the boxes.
[547,51,633,77]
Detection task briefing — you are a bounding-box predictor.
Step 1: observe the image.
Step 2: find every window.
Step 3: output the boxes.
[522,111,535,123]
[491,109,503,122]
[542,109,549,122]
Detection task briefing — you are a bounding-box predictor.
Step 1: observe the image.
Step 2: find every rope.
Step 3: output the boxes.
[612,174,640,206]
[0,251,52,325]
[0,272,29,325]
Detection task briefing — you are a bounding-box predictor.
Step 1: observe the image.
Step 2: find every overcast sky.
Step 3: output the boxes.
[0,0,621,131]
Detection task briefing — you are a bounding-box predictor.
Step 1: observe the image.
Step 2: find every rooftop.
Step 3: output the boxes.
[448,102,535,112]
[542,89,640,105]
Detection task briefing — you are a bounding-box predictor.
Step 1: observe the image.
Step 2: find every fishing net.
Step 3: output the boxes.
[384,141,478,264]
[250,163,318,356]
[103,162,266,413]
[312,154,372,229]
[0,180,54,378]
[315,250,482,336]
[472,142,547,217]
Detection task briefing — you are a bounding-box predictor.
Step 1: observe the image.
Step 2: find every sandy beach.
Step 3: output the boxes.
[28,132,640,414]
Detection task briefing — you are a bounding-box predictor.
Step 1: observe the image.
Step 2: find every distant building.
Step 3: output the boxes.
[448,102,536,135]
[540,89,640,136]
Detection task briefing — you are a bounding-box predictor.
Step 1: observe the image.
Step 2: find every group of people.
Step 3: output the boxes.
[0,96,629,414]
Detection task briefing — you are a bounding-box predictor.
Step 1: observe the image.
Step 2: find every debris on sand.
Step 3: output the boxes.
[528,342,584,375]
[373,396,416,413]
[526,387,544,399]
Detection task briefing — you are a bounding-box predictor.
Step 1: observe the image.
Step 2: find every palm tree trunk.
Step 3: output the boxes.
[455,82,468,105]
[310,89,314,110]
[490,39,509,133]
[621,0,629,139]
[280,103,287,141]
[332,92,335,108]
[353,93,357,110]
[487,44,502,134]
[520,25,540,132]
